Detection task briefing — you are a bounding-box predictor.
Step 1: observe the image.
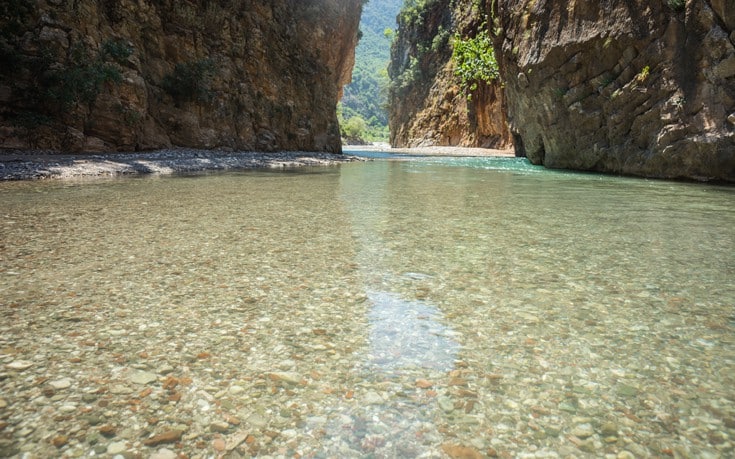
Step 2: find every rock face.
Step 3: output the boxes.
[0,0,362,153]
[388,0,511,149]
[495,0,735,181]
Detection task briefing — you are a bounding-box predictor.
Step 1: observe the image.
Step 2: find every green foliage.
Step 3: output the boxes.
[451,27,499,99]
[338,103,389,142]
[43,43,124,110]
[100,38,133,64]
[343,115,368,139]
[391,56,422,94]
[161,59,216,104]
[340,0,402,142]
[117,104,143,126]
[636,65,650,82]
[431,26,450,52]
[398,0,440,28]
[666,0,685,12]
[553,86,569,98]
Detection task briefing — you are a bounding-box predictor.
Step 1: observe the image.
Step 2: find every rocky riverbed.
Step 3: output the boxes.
[0,149,365,181]
[2,148,733,459]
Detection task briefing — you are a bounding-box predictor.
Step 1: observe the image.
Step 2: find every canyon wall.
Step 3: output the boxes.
[0,0,362,153]
[495,0,735,181]
[388,0,511,149]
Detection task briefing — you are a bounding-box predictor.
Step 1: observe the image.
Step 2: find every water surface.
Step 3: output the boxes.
[1,157,733,457]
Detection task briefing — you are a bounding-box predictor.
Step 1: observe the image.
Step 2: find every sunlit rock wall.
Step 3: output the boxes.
[388,0,511,149]
[495,0,735,181]
[0,0,362,153]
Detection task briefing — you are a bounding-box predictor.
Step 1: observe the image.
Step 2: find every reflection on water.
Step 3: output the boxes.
[0,158,734,458]
[366,290,459,372]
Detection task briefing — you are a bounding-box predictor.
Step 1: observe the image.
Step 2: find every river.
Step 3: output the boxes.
[1,154,733,457]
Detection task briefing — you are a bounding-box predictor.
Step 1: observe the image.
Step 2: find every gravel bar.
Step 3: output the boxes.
[0,149,366,181]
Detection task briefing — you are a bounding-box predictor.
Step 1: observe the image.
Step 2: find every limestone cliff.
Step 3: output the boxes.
[388,0,511,148]
[495,0,735,181]
[0,0,362,153]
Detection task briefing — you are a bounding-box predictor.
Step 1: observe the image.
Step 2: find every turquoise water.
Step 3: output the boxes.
[1,157,734,458]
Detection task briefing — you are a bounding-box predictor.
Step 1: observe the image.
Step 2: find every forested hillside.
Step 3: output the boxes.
[340,0,402,143]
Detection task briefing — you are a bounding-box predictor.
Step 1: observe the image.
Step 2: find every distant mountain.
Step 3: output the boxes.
[340,0,403,142]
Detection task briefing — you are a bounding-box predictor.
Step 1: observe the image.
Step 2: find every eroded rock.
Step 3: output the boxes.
[495,0,735,181]
[0,1,363,153]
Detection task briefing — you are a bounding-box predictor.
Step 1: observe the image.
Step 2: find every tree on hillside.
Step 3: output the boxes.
[340,0,403,143]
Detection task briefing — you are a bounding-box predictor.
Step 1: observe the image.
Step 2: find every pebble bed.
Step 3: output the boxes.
[1,159,734,459]
[0,149,363,181]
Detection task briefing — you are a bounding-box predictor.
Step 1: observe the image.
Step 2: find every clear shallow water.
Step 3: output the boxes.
[1,157,734,458]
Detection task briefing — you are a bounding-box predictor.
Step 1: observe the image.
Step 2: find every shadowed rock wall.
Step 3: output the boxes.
[0,0,362,153]
[495,0,735,181]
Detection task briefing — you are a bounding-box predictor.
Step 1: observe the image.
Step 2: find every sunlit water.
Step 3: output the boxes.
[1,156,734,458]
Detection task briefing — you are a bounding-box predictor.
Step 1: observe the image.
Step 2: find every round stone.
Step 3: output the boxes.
[571,423,594,439]
[129,371,158,385]
[106,441,127,454]
[150,448,177,459]
[50,378,72,390]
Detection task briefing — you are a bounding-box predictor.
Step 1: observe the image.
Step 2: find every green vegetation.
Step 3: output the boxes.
[387,0,445,109]
[101,38,134,64]
[398,0,441,28]
[636,65,650,83]
[339,0,403,143]
[161,59,216,104]
[666,0,686,12]
[451,27,499,99]
[43,40,129,110]
[343,115,368,137]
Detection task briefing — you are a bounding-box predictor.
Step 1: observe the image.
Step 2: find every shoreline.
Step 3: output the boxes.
[0,149,365,181]
[343,144,516,157]
[0,145,517,181]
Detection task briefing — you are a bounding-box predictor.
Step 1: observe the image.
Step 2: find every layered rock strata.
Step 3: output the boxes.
[388,0,511,149]
[0,0,362,153]
[495,0,735,181]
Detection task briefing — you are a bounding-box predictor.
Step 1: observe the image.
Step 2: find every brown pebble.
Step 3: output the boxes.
[213,438,226,452]
[99,425,116,437]
[441,443,483,459]
[143,429,183,446]
[51,435,69,447]
[223,414,240,425]
[416,379,433,389]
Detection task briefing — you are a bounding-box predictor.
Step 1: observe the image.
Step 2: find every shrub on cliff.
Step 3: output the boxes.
[161,59,216,104]
[43,41,128,111]
[451,27,499,99]
[399,0,441,27]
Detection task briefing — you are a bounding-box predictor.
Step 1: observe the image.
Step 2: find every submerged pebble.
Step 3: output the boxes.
[1,159,733,458]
